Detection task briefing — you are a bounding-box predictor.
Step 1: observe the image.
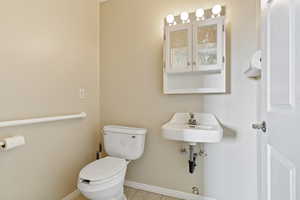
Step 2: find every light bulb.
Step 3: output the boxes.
[180,12,189,22]
[196,8,205,20]
[166,14,175,24]
[212,5,222,16]
[196,8,204,18]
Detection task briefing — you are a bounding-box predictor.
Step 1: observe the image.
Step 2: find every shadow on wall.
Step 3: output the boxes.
[216,117,237,140]
[222,125,237,141]
[225,22,232,94]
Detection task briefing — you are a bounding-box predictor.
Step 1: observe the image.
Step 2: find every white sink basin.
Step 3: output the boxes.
[162,113,223,144]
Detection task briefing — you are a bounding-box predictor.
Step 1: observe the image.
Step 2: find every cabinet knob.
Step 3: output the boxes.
[193,61,197,66]
[187,62,191,66]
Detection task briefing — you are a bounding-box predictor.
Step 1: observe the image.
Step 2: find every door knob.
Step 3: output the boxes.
[252,121,267,133]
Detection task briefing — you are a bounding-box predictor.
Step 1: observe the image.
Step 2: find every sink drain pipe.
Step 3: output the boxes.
[189,145,197,174]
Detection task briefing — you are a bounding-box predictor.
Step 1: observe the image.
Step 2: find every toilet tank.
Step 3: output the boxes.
[103,125,147,160]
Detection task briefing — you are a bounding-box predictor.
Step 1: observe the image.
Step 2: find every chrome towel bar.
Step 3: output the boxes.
[0,112,87,128]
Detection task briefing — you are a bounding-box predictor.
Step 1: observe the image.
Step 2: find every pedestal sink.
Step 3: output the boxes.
[161,113,223,145]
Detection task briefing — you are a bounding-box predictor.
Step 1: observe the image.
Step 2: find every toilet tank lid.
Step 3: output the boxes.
[103,125,147,135]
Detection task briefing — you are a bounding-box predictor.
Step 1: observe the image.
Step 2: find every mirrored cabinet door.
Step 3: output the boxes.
[193,17,225,72]
[165,24,193,73]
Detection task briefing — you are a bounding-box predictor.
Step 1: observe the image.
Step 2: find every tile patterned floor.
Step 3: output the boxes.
[75,186,182,200]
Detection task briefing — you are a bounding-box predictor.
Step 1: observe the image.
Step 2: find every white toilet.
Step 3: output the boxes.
[78,125,147,200]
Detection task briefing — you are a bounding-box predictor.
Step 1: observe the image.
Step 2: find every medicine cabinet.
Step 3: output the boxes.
[163,16,226,94]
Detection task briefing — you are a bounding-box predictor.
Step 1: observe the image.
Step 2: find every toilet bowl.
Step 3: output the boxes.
[78,125,147,200]
[78,157,127,200]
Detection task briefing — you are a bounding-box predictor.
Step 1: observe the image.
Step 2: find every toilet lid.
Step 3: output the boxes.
[79,157,127,182]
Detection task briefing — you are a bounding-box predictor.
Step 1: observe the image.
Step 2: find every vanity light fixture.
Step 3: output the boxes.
[165,6,224,25]
[166,14,176,26]
[212,4,222,18]
[180,12,190,23]
[196,8,205,21]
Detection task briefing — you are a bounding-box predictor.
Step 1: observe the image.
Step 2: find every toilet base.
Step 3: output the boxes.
[85,193,126,200]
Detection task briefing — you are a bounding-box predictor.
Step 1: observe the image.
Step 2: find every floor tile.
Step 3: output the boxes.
[75,194,87,200]
[140,191,161,200]
[161,195,183,200]
[124,186,137,199]
[75,186,182,200]
[129,189,149,200]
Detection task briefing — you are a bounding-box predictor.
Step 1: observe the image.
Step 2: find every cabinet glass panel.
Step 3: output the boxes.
[170,29,189,69]
[197,24,217,66]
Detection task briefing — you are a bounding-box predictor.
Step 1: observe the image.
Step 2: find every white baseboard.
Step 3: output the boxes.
[125,180,216,200]
[62,189,80,200]
[61,181,216,200]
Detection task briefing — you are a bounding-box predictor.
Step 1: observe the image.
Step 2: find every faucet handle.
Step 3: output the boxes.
[189,113,194,118]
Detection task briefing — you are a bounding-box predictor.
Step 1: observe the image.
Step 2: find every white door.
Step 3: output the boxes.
[259,0,299,200]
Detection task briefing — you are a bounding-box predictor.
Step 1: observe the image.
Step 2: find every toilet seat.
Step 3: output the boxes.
[79,157,127,185]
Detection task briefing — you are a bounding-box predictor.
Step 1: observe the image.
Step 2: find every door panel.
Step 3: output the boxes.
[268,145,296,200]
[267,0,295,111]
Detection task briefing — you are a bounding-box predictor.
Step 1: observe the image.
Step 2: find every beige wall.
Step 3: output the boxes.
[100,0,258,199]
[0,0,99,199]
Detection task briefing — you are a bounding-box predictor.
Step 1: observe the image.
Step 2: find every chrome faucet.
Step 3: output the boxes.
[188,113,197,126]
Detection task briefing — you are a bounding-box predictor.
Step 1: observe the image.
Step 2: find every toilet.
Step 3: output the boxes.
[77,125,147,200]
